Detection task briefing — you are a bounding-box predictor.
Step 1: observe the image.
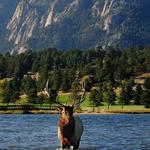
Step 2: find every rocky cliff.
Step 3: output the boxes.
[0,0,150,54]
[0,0,19,53]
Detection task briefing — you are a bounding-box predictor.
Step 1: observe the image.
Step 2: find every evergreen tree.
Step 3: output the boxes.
[95,58,104,83]
[143,78,150,108]
[105,83,116,109]
[1,81,11,105]
[0,54,6,79]
[133,84,143,105]
[22,75,37,103]
[102,47,120,86]
[61,72,71,92]
[124,80,133,104]
[13,57,24,80]
[38,65,48,90]
[119,83,126,109]
[1,78,20,105]
[51,69,62,91]
[89,88,103,107]
[10,77,20,104]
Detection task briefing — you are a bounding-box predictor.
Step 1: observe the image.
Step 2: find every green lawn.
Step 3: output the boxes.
[0,92,148,112]
[98,105,145,110]
[58,93,147,112]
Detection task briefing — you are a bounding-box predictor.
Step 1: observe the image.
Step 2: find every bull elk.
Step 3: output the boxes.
[44,79,86,150]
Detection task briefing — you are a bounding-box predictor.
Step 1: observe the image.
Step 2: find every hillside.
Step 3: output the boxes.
[0,0,150,54]
[0,0,19,53]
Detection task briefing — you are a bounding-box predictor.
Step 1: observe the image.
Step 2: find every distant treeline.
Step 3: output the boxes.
[0,46,150,108]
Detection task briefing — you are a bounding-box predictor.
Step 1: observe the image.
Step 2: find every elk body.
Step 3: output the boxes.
[58,106,84,149]
[44,80,86,150]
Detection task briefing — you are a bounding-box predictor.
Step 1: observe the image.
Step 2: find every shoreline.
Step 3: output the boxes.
[0,109,150,115]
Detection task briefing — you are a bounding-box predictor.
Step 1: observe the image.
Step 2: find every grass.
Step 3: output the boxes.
[0,93,148,111]
[57,93,91,106]
[58,93,71,104]
[58,94,147,111]
[98,105,145,111]
[0,103,16,106]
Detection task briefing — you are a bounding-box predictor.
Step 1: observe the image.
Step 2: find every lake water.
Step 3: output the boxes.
[0,114,150,150]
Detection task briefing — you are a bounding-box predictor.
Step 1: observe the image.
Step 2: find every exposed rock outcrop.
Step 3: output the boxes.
[0,0,150,54]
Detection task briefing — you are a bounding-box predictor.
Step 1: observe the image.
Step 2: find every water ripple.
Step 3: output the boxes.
[0,114,150,150]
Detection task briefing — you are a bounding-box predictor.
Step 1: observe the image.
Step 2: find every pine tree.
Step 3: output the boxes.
[133,84,143,105]
[103,82,116,109]
[51,69,62,91]
[22,75,37,103]
[143,78,150,108]
[124,81,133,105]
[1,81,12,105]
[119,83,126,109]
[61,72,70,92]
[38,65,48,90]
[89,88,103,107]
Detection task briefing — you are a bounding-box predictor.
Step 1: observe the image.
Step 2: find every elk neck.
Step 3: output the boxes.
[59,106,75,139]
[59,113,75,139]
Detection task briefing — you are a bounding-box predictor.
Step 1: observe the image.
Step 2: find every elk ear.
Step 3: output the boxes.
[56,106,63,112]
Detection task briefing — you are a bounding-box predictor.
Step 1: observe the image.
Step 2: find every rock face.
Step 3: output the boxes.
[0,0,150,54]
[0,0,19,53]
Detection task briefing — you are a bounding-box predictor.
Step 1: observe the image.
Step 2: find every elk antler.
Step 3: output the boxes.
[72,81,86,107]
[44,79,65,107]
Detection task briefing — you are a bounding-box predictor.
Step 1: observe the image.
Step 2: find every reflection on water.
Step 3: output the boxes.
[0,114,150,150]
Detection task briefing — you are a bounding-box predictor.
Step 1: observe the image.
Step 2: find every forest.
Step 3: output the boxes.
[0,46,150,109]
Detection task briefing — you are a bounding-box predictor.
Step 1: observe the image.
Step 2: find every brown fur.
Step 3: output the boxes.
[59,117,75,145]
[58,106,76,148]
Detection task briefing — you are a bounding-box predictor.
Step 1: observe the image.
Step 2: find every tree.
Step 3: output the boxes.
[61,72,71,92]
[143,78,150,108]
[22,75,37,103]
[133,84,143,105]
[1,78,20,105]
[37,94,46,107]
[51,69,62,91]
[102,47,121,86]
[1,80,12,105]
[119,83,126,109]
[32,52,40,72]
[95,58,104,83]
[70,80,81,106]
[38,65,49,90]
[0,54,6,79]
[124,80,133,104]
[116,55,134,81]
[119,80,133,105]
[104,83,116,109]
[89,88,103,107]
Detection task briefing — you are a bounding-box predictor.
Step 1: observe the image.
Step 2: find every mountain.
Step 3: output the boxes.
[0,0,19,53]
[0,0,150,54]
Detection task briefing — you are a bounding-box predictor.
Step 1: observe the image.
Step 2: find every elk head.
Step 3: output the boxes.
[44,79,86,113]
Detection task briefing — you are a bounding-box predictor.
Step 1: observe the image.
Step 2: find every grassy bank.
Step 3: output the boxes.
[0,107,150,114]
[0,91,150,114]
[0,102,150,114]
